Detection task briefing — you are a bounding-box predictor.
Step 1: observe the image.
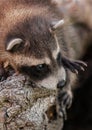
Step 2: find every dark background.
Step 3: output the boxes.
[63,44,92,130]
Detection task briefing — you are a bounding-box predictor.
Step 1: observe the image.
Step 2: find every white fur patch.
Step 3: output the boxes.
[52,34,60,59]
[38,67,66,90]
[13,54,51,66]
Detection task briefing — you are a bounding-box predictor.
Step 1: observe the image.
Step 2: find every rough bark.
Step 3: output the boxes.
[0,74,63,130]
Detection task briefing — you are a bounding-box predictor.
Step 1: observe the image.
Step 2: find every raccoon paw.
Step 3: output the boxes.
[62,57,87,74]
[58,89,73,108]
[57,89,72,120]
[69,60,87,74]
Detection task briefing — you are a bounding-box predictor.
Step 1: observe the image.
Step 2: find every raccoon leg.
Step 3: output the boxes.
[61,57,87,108]
[57,78,73,120]
[57,58,87,120]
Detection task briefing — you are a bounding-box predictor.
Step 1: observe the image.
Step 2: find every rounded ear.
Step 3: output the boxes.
[51,19,64,31]
[6,38,23,51]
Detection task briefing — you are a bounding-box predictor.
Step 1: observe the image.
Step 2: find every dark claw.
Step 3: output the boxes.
[63,95,70,106]
[64,93,72,108]
[68,97,73,108]
[62,57,87,74]
[58,90,72,109]
[64,96,72,109]
[74,60,87,67]
[58,91,67,100]
[58,107,67,120]
[71,60,87,71]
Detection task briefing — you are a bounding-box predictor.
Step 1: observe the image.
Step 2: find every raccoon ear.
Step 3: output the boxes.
[51,19,64,31]
[6,38,23,51]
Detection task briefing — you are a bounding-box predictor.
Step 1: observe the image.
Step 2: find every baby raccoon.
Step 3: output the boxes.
[0,0,86,119]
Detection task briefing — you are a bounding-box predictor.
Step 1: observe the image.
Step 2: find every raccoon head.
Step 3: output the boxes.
[5,16,66,90]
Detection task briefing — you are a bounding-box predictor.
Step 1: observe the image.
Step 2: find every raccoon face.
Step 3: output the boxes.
[5,16,66,90]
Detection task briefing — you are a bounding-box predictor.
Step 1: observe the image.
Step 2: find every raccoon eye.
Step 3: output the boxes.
[30,64,51,79]
[35,64,47,72]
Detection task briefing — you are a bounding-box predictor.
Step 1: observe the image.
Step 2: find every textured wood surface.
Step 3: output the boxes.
[0,74,63,130]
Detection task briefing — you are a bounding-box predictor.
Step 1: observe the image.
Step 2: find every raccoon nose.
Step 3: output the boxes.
[57,80,66,89]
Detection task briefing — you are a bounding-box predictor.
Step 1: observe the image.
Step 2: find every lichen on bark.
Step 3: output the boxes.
[0,74,63,130]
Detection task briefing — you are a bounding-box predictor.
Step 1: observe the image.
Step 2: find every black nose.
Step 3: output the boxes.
[57,80,66,88]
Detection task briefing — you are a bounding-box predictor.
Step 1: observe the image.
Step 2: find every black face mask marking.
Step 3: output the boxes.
[19,64,51,81]
[56,52,62,67]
